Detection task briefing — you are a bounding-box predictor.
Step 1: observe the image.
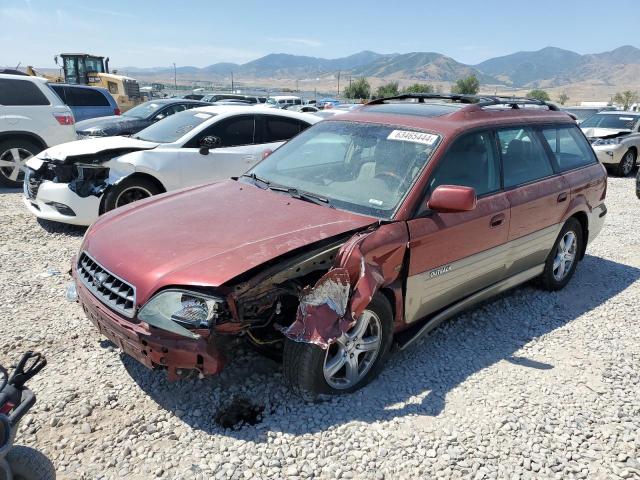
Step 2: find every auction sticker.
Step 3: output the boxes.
[387,130,438,145]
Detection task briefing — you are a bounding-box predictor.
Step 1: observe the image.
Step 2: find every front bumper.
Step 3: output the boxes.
[592,145,625,166]
[23,179,101,226]
[74,274,226,379]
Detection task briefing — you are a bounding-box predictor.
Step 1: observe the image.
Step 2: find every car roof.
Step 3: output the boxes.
[151,98,207,105]
[51,83,111,93]
[593,110,639,116]
[330,97,577,136]
[0,73,48,83]
[191,105,319,120]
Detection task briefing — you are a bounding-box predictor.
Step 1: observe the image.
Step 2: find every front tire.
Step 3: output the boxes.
[0,139,42,187]
[103,176,161,213]
[539,218,583,291]
[283,293,393,400]
[615,149,636,177]
[6,445,56,480]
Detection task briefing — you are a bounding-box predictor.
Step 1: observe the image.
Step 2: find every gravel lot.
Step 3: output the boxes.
[1,176,639,480]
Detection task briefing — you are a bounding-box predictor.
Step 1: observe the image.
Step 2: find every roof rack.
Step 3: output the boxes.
[365,93,559,111]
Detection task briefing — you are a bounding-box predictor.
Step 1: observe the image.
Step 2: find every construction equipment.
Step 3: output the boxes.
[54,54,142,111]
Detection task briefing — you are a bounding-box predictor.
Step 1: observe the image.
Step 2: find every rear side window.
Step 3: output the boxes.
[66,87,111,107]
[0,79,49,106]
[540,125,597,171]
[263,116,306,142]
[203,116,255,147]
[429,131,501,196]
[497,128,554,188]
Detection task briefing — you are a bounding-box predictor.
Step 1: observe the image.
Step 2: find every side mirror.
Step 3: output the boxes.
[427,185,477,213]
[199,136,221,155]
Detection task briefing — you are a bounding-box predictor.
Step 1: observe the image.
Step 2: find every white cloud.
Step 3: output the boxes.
[267,37,323,48]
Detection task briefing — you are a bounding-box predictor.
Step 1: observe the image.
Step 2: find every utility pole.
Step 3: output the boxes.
[337,71,340,97]
[173,62,177,92]
[231,71,234,92]
[296,79,299,92]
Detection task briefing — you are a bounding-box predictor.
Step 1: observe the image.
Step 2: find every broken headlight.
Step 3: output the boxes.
[138,290,223,331]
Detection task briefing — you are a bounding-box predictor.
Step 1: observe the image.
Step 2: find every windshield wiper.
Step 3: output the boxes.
[240,172,272,188]
[267,185,334,208]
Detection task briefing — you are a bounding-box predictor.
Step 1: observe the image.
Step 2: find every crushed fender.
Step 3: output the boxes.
[282,230,389,348]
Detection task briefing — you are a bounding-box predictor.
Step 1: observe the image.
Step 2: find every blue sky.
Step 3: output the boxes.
[1,0,639,69]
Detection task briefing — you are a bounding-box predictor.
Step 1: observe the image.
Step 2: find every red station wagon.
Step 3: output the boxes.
[70,94,607,399]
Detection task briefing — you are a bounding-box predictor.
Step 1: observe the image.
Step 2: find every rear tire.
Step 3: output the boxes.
[0,139,42,187]
[6,445,56,480]
[615,149,636,177]
[539,218,583,291]
[103,176,161,212]
[283,293,393,400]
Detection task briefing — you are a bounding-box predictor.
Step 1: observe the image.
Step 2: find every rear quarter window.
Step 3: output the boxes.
[67,87,111,107]
[0,78,50,106]
[540,125,597,171]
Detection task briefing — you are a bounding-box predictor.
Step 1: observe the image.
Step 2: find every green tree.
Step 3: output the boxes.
[375,81,400,98]
[343,77,371,100]
[403,83,434,94]
[451,75,480,95]
[558,92,569,105]
[527,89,551,102]
[613,90,638,110]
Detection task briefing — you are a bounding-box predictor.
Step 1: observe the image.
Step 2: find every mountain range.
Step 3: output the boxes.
[122,45,640,88]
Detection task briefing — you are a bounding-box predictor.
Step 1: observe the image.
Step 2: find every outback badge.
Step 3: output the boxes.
[429,265,452,278]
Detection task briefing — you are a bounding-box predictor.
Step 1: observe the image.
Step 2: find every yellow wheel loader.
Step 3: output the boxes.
[54,54,142,112]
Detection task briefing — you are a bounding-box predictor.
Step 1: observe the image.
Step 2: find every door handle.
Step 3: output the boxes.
[490,213,505,228]
[557,192,568,203]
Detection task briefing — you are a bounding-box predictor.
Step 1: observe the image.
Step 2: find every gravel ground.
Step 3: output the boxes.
[1,176,639,480]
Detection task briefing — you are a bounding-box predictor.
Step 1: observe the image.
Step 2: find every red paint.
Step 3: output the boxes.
[427,185,477,213]
[83,180,376,305]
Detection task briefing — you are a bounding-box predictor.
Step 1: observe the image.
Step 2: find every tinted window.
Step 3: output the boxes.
[135,110,215,143]
[264,116,306,142]
[581,113,640,130]
[210,116,255,147]
[66,87,110,107]
[541,126,597,171]
[498,128,554,187]
[0,79,49,106]
[155,104,187,119]
[429,131,500,196]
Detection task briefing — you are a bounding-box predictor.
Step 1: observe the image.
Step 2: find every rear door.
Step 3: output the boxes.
[178,115,259,186]
[405,130,510,324]
[497,126,569,276]
[257,114,310,154]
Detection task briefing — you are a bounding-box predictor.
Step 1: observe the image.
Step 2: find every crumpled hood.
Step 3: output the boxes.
[581,127,631,140]
[81,180,378,305]
[36,136,159,162]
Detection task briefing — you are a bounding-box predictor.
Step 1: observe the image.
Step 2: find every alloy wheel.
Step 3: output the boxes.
[114,186,153,208]
[552,230,577,281]
[0,147,33,183]
[323,309,382,389]
[622,151,635,176]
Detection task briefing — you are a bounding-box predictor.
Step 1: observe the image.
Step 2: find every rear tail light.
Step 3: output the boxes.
[114,108,121,116]
[53,112,75,126]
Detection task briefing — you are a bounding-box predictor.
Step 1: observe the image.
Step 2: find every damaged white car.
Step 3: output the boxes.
[22,106,319,225]
[581,111,640,176]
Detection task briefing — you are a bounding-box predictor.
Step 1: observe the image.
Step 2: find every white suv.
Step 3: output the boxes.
[0,74,77,187]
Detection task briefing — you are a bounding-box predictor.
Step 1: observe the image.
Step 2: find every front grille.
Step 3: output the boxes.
[77,252,136,318]
[123,79,140,99]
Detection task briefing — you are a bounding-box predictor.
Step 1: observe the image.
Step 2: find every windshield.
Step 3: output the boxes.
[581,113,640,130]
[123,102,165,119]
[562,108,599,121]
[247,121,440,219]
[135,110,215,143]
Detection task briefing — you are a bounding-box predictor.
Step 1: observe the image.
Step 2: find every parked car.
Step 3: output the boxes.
[23,106,319,225]
[266,96,303,108]
[580,111,640,176]
[317,98,340,108]
[284,105,319,113]
[560,105,616,124]
[0,73,76,187]
[49,84,119,122]
[201,94,260,104]
[68,94,607,398]
[75,98,208,138]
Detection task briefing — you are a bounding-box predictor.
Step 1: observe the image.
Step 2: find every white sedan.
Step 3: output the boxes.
[22,106,319,225]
